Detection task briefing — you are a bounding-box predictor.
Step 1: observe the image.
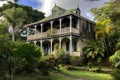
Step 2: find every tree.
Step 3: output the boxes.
[0,1,45,41]
[95,19,113,57]
[2,7,27,41]
[0,1,45,23]
[0,23,42,80]
[91,0,120,57]
[14,42,42,73]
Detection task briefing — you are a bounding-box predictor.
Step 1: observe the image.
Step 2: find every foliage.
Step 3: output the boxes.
[111,69,120,80]
[58,53,71,65]
[95,19,113,39]
[0,39,42,79]
[0,1,45,23]
[91,0,120,57]
[110,50,120,69]
[0,1,45,40]
[70,56,84,67]
[1,7,27,41]
[110,50,120,80]
[83,40,104,60]
[38,56,59,76]
[14,42,42,73]
[46,28,57,36]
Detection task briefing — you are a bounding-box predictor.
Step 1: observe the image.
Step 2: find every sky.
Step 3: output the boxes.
[0,0,108,20]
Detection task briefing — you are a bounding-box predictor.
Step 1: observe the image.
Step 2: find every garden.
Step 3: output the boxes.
[0,0,120,80]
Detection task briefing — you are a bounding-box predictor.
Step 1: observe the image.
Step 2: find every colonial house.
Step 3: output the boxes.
[25,5,95,56]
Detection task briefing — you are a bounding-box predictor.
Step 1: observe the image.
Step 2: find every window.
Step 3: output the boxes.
[90,23,93,32]
[73,41,77,51]
[86,21,89,30]
[66,42,69,51]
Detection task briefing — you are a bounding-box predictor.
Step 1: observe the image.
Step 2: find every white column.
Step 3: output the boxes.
[40,40,43,55]
[59,18,62,34]
[34,41,36,45]
[34,25,37,34]
[70,35,72,55]
[59,37,62,49]
[27,27,29,36]
[27,27,29,41]
[77,18,80,29]
[51,38,53,54]
[78,18,80,34]
[41,24,43,37]
[70,15,72,33]
[40,40,43,50]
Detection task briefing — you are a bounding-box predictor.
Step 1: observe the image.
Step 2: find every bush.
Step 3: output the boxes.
[38,56,59,76]
[58,53,71,65]
[14,42,42,73]
[112,69,120,80]
[109,50,120,80]
[70,56,84,67]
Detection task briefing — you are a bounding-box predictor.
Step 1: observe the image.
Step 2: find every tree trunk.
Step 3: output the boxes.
[12,26,15,42]
[9,64,14,80]
[103,38,109,57]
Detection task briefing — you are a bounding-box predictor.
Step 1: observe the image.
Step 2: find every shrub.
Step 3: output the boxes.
[15,42,42,73]
[109,50,120,80]
[70,56,84,67]
[58,53,71,65]
[38,56,59,76]
[112,69,120,80]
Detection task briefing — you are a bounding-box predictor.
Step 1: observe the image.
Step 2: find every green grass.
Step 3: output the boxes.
[1,68,113,80]
[60,68,113,80]
[14,71,72,80]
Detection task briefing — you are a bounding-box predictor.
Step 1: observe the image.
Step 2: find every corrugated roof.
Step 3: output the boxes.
[25,5,95,27]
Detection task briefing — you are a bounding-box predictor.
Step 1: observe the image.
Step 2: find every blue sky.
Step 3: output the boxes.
[0,0,108,20]
[17,0,108,20]
[18,0,41,8]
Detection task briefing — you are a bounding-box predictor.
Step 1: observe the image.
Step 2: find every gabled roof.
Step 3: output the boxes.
[25,5,95,27]
[52,4,66,11]
[37,5,80,23]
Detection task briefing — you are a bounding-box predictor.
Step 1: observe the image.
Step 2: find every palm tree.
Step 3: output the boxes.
[83,40,105,61]
[2,7,26,41]
[95,19,113,57]
[0,0,26,41]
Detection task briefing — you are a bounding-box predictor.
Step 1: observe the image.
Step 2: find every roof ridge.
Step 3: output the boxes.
[53,4,66,11]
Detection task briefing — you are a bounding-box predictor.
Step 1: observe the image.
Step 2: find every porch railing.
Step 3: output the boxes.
[27,27,79,40]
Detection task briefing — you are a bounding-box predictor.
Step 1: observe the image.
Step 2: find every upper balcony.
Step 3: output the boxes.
[27,27,79,41]
[27,15,80,41]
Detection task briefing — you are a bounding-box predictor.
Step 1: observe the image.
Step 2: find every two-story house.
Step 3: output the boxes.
[25,5,95,56]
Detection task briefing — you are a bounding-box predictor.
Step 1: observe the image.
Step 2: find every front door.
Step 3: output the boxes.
[66,42,69,51]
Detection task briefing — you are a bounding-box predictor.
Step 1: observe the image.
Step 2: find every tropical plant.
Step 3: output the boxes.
[91,0,120,57]
[1,7,27,41]
[14,42,42,73]
[83,40,105,65]
[0,34,41,80]
[110,50,120,80]
[94,19,113,57]
[83,40,104,59]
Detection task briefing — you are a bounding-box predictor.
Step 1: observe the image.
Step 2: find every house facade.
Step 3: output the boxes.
[25,5,95,56]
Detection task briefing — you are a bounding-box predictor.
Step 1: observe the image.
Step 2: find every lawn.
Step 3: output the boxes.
[59,68,113,80]
[12,68,113,80]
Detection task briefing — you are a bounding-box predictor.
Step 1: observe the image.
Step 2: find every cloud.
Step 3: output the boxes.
[0,1,7,7]
[0,0,14,7]
[36,0,108,20]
